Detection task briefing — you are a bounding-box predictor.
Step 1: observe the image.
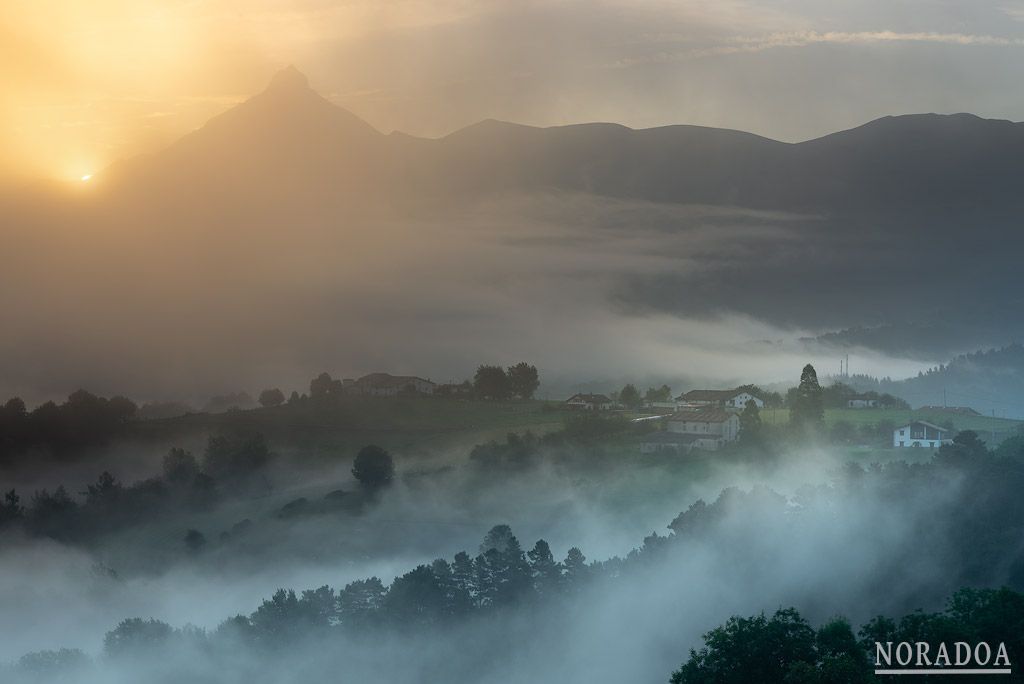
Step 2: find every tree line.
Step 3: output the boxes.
[9,437,1024,679]
[0,434,272,544]
[0,390,136,464]
[672,586,1024,684]
[93,525,591,657]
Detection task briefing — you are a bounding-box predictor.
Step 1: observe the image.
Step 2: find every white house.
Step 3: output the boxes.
[676,389,764,410]
[565,393,614,411]
[643,400,680,411]
[641,409,740,453]
[639,432,702,453]
[893,421,953,448]
[848,395,879,408]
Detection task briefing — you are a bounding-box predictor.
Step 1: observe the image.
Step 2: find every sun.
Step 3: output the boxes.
[80,174,93,182]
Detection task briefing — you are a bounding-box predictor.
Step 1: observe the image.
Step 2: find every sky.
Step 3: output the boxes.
[5,0,1024,182]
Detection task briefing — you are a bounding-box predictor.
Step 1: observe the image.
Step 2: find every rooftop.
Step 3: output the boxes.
[668,409,735,423]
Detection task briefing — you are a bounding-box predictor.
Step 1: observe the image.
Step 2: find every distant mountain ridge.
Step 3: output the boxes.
[98,67,1024,218]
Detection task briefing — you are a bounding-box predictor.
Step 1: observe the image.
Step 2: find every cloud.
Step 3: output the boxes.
[611,29,1024,67]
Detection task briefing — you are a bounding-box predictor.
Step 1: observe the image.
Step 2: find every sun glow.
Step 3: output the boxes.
[80,174,93,182]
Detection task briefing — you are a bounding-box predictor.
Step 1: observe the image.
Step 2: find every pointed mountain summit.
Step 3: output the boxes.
[108,66,384,196]
[264,65,311,94]
[206,65,380,141]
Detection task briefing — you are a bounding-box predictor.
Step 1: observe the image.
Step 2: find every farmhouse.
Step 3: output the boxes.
[348,373,436,396]
[893,421,953,448]
[641,408,740,453]
[847,394,879,408]
[639,431,702,453]
[565,393,614,410]
[643,400,680,411]
[676,388,764,410]
[919,405,981,416]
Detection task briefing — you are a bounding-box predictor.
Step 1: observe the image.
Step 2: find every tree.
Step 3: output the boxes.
[0,489,23,527]
[450,551,478,608]
[337,577,387,629]
[352,445,395,490]
[480,524,517,554]
[527,539,562,597]
[25,486,79,541]
[670,608,819,684]
[473,365,511,400]
[84,472,123,513]
[162,448,199,486]
[202,434,272,483]
[823,381,858,409]
[506,362,540,399]
[258,388,285,408]
[15,648,88,677]
[644,384,673,403]
[3,396,26,417]
[383,565,448,628]
[247,589,325,645]
[430,558,472,617]
[473,525,531,607]
[309,372,342,400]
[618,383,641,409]
[937,430,989,463]
[103,618,174,659]
[739,399,763,443]
[790,364,824,430]
[563,547,589,588]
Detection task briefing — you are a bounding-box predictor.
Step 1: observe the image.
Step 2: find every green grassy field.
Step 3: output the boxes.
[128,396,569,456]
[757,407,1021,436]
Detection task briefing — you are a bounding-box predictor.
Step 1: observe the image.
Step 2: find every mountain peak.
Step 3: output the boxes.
[265,65,310,95]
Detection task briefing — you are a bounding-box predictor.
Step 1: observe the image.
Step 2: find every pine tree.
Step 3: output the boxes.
[563,547,589,591]
[790,364,824,429]
[739,399,763,443]
[451,551,478,608]
[527,539,562,598]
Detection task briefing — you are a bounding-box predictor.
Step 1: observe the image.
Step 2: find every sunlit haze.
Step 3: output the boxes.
[4,4,1024,684]
[5,0,1024,181]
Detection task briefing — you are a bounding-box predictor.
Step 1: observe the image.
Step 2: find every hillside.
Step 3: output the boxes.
[848,344,1024,419]
[127,397,566,457]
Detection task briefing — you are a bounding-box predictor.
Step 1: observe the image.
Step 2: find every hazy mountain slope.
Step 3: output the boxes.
[849,344,1024,418]
[423,111,1024,214]
[96,68,1024,218]
[104,67,390,203]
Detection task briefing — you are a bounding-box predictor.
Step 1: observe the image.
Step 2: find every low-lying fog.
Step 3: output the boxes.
[0,440,934,668]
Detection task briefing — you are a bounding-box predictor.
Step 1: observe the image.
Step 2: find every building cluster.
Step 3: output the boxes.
[640,408,741,453]
[564,388,765,413]
[565,387,763,453]
[344,373,437,397]
[566,384,972,454]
